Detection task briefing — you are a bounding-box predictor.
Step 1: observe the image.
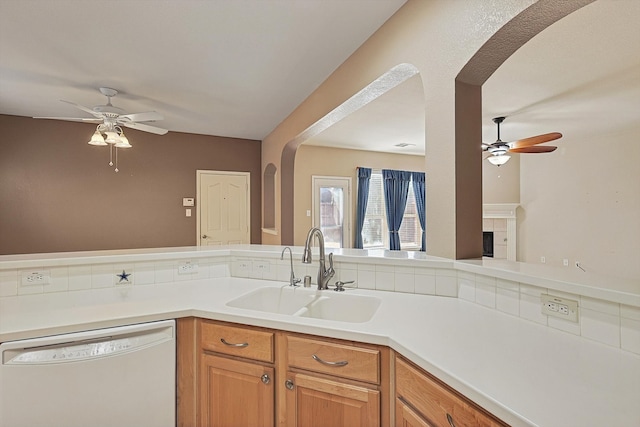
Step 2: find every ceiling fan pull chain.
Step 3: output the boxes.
[114,147,119,173]
[109,144,114,167]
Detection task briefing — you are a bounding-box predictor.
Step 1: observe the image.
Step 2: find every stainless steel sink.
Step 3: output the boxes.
[226,286,381,323]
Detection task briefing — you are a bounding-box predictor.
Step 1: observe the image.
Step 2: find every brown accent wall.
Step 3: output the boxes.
[0,115,261,254]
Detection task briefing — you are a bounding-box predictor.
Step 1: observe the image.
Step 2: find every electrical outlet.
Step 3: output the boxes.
[541,294,578,322]
[253,260,270,273]
[21,270,50,286]
[178,261,199,275]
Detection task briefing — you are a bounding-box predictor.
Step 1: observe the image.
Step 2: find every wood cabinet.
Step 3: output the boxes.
[284,371,380,427]
[395,356,508,427]
[176,317,505,427]
[199,320,275,427]
[200,353,274,427]
[281,334,386,427]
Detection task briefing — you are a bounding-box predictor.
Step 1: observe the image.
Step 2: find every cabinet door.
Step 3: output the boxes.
[396,398,433,427]
[200,353,274,427]
[284,371,379,427]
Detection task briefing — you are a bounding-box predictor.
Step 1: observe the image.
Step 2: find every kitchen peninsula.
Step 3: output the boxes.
[1,245,639,426]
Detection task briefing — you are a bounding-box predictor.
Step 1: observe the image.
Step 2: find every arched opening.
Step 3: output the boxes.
[279,63,420,244]
[452,0,595,259]
[262,163,277,230]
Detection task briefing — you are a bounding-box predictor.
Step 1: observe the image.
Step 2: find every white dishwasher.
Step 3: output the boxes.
[0,320,175,427]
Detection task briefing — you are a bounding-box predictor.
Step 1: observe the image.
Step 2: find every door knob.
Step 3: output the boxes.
[201,235,208,239]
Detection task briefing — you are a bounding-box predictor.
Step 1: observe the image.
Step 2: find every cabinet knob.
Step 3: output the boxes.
[261,374,270,385]
[285,379,295,390]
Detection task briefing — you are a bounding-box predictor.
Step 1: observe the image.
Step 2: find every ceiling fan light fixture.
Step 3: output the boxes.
[114,133,132,148]
[104,131,121,144]
[88,130,107,146]
[488,154,511,166]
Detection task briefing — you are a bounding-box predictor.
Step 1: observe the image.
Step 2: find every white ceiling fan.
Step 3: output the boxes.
[34,87,168,172]
[35,87,168,135]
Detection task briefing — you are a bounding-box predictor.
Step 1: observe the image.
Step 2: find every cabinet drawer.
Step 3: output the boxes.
[200,321,274,363]
[287,335,380,384]
[396,357,507,427]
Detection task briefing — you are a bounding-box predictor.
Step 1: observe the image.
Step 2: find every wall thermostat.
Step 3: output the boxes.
[182,198,195,207]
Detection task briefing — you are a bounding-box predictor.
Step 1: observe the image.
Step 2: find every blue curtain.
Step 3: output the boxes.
[382,169,412,250]
[354,167,372,249]
[411,172,426,251]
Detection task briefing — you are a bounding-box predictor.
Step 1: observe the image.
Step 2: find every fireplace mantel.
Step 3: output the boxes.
[483,204,519,261]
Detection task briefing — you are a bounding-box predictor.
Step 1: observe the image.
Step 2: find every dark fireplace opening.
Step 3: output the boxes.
[483,232,494,258]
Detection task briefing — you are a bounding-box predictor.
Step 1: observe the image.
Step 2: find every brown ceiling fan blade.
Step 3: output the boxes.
[509,146,558,153]
[510,132,562,149]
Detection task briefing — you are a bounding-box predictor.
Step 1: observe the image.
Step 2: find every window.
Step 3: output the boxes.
[361,171,421,250]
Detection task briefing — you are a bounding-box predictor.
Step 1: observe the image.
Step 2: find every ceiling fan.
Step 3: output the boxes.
[35,87,168,172]
[482,116,562,166]
[35,87,168,135]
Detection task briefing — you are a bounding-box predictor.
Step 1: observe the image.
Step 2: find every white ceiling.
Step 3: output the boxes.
[0,0,406,140]
[1,1,638,150]
[305,0,640,155]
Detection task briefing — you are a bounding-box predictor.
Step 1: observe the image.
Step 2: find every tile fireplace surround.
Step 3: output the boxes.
[483,203,518,261]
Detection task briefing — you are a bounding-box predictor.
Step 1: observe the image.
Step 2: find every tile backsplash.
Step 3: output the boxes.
[1,252,638,356]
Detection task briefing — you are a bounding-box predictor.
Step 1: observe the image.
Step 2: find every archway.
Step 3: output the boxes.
[450,0,595,258]
[279,63,420,244]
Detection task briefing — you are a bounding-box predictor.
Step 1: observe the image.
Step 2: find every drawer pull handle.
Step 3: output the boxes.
[446,413,456,427]
[261,374,271,385]
[312,354,348,367]
[285,379,295,390]
[220,338,249,348]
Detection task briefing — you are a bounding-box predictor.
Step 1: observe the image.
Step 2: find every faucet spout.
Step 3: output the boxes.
[302,227,335,290]
[281,247,300,287]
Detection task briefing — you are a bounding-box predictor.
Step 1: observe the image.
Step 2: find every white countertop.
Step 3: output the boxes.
[1,277,638,427]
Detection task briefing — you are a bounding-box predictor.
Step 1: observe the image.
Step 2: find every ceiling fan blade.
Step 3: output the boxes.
[33,116,102,123]
[122,122,169,135]
[60,100,102,118]
[118,111,164,122]
[510,132,562,149]
[509,146,558,153]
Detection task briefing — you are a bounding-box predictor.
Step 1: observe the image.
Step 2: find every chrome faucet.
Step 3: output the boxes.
[281,247,301,287]
[302,227,335,290]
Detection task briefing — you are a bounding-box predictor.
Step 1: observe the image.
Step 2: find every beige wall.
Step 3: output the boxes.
[483,156,520,203]
[293,145,424,246]
[0,115,262,254]
[518,125,640,280]
[261,0,554,257]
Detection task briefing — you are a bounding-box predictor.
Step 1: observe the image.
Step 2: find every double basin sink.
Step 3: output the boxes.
[226,286,381,323]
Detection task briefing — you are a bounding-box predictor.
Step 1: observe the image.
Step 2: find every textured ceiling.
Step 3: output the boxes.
[0,0,406,140]
[305,0,640,155]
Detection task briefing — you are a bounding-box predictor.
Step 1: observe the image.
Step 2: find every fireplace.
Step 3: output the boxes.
[483,204,519,261]
[483,232,494,257]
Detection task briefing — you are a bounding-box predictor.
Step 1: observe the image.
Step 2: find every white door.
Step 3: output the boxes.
[312,176,352,249]
[197,171,250,246]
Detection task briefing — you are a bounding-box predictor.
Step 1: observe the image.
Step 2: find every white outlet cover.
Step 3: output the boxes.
[541,294,579,322]
[20,270,50,286]
[178,261,199,275]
